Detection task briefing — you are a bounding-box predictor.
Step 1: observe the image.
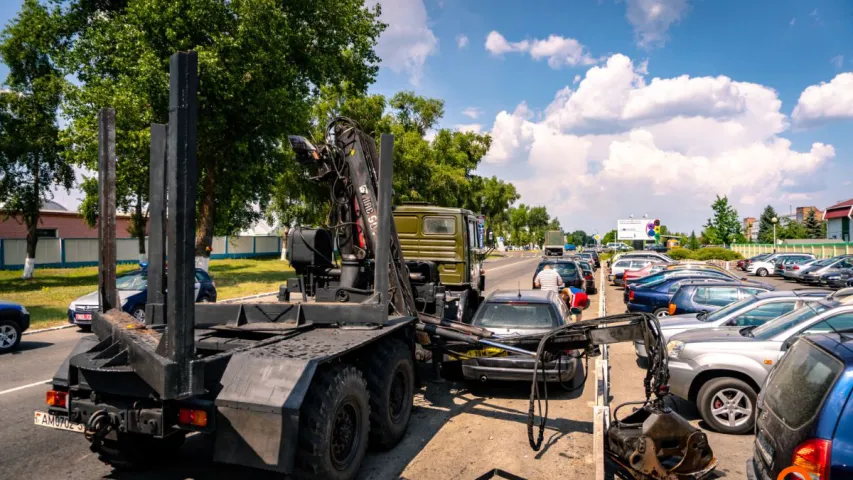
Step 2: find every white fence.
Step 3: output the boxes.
[0,235,282,270]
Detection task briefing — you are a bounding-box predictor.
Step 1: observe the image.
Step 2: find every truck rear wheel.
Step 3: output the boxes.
[365,338,415,450]
[296,365,370,480]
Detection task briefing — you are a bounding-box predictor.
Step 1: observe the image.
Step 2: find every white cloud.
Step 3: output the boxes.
[479,53,834,232]
[831,55,845,69]
[456,34,469,49]
[485,31,597,68]
[455,123,483,133]
[462,107,482,119]
[573,75,581,84]
[374,0,438,85]
[790,17,796,26]
[625,0,689,49]
[792,73,853,127]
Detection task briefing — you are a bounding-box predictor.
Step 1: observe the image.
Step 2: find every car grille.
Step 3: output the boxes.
[75,304,98,312]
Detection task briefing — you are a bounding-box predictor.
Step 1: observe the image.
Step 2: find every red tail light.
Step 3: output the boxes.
[178,408,209,427]
[791,438,831,478]
[46,390,67,408]
[629,290,635,301]
[794,265,800,270]
[585,274,593,281]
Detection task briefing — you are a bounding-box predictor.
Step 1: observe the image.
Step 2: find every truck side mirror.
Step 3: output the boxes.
[782,335,799,351]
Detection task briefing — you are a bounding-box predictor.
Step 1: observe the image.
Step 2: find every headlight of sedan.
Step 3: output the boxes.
[120,297,128,307]
[666,340,685,359]
[826,275,841,280]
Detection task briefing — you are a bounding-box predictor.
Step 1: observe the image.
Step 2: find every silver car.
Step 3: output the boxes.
[799,255,853,285]
[780,258,818,280]
[634,290,829,357]
[667,296,853,434]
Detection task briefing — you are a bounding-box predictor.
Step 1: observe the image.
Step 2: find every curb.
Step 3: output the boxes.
[219,291,278,304]
[24,324,76,335]
[593,266,610,480]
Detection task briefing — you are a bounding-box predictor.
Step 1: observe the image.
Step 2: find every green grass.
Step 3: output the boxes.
[0,257,295,329]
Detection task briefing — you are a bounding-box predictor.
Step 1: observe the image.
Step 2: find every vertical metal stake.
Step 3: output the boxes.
[98,108,118,312]
[146,123,168,325]
[165,52,199,394]
[374,134,393,311]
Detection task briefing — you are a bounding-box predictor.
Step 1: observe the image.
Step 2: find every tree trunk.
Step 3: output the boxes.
[195,166,216,272]
[22,158,40,280]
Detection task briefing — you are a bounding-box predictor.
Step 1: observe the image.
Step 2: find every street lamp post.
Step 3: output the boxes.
[771,216,778,253]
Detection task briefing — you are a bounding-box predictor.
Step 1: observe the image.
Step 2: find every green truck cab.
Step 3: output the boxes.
[393,203,486,321]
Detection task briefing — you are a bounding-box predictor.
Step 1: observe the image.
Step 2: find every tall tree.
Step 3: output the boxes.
[602,229,617,245]
[57,0,386,270]
[687,231,700,250]
[779,218,807,240]
[757,205,779,244]
[569,230,588,246]
[0,0,73,279]
[509,204,529,245]
[804,210,822,239]
[704,195,742,246]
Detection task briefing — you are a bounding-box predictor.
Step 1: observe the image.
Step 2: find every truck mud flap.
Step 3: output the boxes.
[212,354,317,474]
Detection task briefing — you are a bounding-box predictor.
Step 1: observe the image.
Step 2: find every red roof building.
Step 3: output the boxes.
[0,201,137,239]
[823,199,853,242]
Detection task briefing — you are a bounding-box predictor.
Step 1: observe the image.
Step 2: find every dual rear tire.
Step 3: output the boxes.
[295,338,415,479]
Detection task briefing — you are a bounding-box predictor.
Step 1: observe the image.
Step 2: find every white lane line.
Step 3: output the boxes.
[24,324,77,335]
[0,379,51,396]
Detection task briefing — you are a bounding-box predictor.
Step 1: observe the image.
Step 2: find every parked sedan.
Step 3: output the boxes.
[576,252,599,270]
[608,257,657,285]
[68,267,217,327]
[576,260,597,295]
[667,281,774,316]
[667,296,853,434]
[461,289,578,382]
[799,256,853,284]
[626,278,730,317]
[739,253,771,271]
[748,253,816,277]
[781,258,818,281]
[633,289,829,358]
[772,254,815,277]
[0,300,30,353]
[821,267,853,288]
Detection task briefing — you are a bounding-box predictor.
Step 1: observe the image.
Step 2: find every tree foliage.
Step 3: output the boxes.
[687,230,700,250]
[804,210,823,239]
[704,195,743,246]
[56,0,386,258]
[757,205,779,244]
[602,229,617,245]
[0,0,73,278]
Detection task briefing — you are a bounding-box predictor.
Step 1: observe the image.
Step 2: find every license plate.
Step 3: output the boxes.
[34,411,85,433]
[755,431,774,466]
[75,313,92,320]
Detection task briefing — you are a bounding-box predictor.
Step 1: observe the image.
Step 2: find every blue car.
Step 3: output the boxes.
[68,268,217,327]
[667,281,774,316]
[748,328,853,479]
[0,300,30,353]
[625,277,729,317]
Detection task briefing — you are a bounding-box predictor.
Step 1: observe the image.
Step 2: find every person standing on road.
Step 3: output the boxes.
[534,264,564,292]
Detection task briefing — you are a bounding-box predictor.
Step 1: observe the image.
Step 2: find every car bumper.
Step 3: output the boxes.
[626,303,655,314]
[462,355,577,382]
[634,340,647,358]
[666,359,698,400]
[68,309,94,325]
[801,275,823,284]
[745,457,771,480]
[21,312,30,332]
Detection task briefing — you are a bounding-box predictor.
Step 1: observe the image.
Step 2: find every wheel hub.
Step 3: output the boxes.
[389,371,406,421]
[331,401,359,470]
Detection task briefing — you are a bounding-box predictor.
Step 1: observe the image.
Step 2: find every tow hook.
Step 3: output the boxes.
[85,410,118,455]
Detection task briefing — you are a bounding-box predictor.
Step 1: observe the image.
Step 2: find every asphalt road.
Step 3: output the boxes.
[0,252,562,480]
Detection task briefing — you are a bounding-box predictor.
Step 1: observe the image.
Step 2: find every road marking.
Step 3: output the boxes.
[593,265,609,480]
[0,379,51,396]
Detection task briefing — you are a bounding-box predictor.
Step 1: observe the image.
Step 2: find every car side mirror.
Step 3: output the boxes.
[782,336,799,351]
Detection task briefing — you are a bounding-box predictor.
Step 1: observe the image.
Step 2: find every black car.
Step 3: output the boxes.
[576,259,597,295]
[533,259,585,291]
[822,268,853,289]
[0,300,30,353]
[461,289,578,382]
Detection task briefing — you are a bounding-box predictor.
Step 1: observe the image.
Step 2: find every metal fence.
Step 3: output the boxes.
[731,242,853,259]
[0,235,282,270]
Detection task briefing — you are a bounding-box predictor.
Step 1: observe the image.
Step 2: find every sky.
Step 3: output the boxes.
[2,0,853,235]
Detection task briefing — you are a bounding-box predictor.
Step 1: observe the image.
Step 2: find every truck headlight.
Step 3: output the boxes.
[667,340,685,359]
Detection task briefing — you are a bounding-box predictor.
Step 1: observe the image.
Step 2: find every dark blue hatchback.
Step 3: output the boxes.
[68,267,216,326]
[625,277,729,317]
[748,329,853,480]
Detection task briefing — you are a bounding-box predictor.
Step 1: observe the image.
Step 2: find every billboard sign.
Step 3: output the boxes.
[617,219,651,240]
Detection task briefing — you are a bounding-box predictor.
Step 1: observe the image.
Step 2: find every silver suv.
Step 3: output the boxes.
[667,292,853,434]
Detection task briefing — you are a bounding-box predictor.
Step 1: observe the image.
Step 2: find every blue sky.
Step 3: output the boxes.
[3,0,852,234]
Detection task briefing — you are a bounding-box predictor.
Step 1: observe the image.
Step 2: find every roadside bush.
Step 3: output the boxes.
[667,248,695,260]
[693,247,743,261]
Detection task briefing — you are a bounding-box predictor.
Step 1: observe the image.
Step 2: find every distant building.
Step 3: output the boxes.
[0,201,137,239]
[743,217,758,242]
[796,206,823,223]
[823,199,853,242]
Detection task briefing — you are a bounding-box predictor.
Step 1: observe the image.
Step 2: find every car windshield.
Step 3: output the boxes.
[538,263,577,278]
[750,303,831,340]
[701,296,758,322]
[473,302,558,329]
[812,258,835,267]
[116,271,147,290]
